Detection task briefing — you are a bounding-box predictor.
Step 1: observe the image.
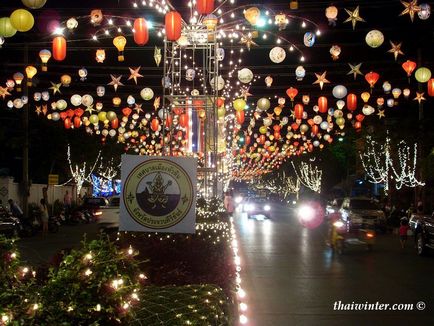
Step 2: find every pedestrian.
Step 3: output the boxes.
[399,218,410,249]
[224,191,234,215]
[40,198,49,235]
[8,199,23,219]
[64,190,72,219]
[416,199,423,215]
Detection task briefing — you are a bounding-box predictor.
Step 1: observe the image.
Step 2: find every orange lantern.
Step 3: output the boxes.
[133,18,149,46]
[354,121,362,129]
[165,11,182,41]
[165,114,173,127]
[428,78,434,97]
[236,110,245,124]
[197,0,215,15]
[111,118,119,129]
[346,93,357,111]
[52,36,66,61]
[286,87,298,101]
[365,71,380,89]
[122,107,132,117]
[151,118,160,131]
[73,116,81,128]
[402,60,417,77]
[64,118,72,129]
[294,103,303,119]
[179,113,189,127]
[311,124,319,135]
[318,96,328,113]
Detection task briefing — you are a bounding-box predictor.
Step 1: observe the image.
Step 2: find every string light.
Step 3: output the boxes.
[291,161,322,193]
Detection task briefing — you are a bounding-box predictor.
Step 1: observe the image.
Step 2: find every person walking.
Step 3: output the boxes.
[399,218,410,249]
[40,198,49,235]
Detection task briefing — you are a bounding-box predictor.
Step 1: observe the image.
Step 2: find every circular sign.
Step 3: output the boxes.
[123,159,194,229]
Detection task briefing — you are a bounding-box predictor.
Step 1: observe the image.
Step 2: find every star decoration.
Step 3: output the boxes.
[253,111,261,120]
[134,103,143,114]
[49,82,62,95]
[240,87,252,100]
[153,97,160,111]
[313,71,330,90]
[266,113,274,119]
[35,105,41,115]
[85,105,95,114]
[0,86,11,99]
[414,92,426,104]
[239,34,258,50]
[400,0,421,22]
[377,109,385,119]
[387,41,404,61]
[344,6,366,30]
[107,75,124,92]
[347,63,363,80]
[42,104,48,116]
[128,67,143,85]
[290,110,295,119]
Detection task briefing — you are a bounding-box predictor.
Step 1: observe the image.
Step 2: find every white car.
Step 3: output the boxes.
[339,197,386,231]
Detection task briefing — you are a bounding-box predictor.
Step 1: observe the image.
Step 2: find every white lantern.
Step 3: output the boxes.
[332,85,348,99]
[70,94,82,106]
[365,30,384,48]
[96,86,105,97]
[82,94,93,107]
[238,68,253,83]
[269,46,286,63]
[140,88,154,100]
[295,66,306,81]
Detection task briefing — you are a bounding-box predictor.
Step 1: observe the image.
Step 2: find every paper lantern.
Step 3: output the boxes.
[133,18,149,46]
[303,32,315,47]
[197,0,215,15]
[122,107,132,117]
[179,113,189,128]
[203,14,218,30]
[25,65,37,86]
[365,30,384,48]
[257,98,270,111]
[318,96,328,113]
[332,85,347,99]
[22,0,47,9]
[427,78,434,97]
[233,98,246,111]
[361,92,371,103]
[52,36,66,61]
[236,110,245,124]
[60,74,71,87]
[238,68,253,83]
[151,118,160,132]
[346,94,357,111]
[286,87,298,101]
[38,49,51,71]
[113,36,127,62]
[95,49,105,63]
[140,87,154,100]
[325,6,338,25]
[244,7,260,25]
[415,67,432,83]
[365,71,380,88]
[295,66,306,81]
[392,88,402,99]
[10,9,34,32]
[165,11,182,41]
[0,17,17,38]
[269,46,286,63]
[294,104,303,120]
[402,60,417,77]
[90,9,103,25]
[418,4,431,20]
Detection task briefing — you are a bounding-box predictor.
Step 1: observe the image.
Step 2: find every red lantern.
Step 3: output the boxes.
[73,116,81,128]
[311,125,319,136]
[259,135,266,144]
[346,93,357,111]
[52,36,66,61]
[179,113,189,127]
[165,114,173,127]
[151,118,160,131]
[133,18,149,46]
[216,97,225,107]
[402,60,417,77]
[165,11,182,41]
[354,121,362,129]
[365,71,380,88]
[122,107,132,117]
[111,118,119,129]
[427,78,434,97]
[59,112,67,120]
[294,103,303,119]
[197,0,215,15]
[273,132,280,140]
[355,114,365,122]
[318,96,328,113]
[64,118,71,129]
[291,122,299,130]
[74,108,84,117]
[173,107,183,115]
[273,125,281,132]
[66,109,75,119]
[236,110,245,124]
[286,87,298,101]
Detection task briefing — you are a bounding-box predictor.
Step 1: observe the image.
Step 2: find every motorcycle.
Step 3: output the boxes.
[331,219,376,254]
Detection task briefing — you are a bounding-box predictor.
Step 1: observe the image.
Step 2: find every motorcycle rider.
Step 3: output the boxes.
[8,199,23,219]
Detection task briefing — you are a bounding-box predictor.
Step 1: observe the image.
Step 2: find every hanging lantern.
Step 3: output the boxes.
[165,11,182,41]
[418,4,431,20]
[52,36,66,61]
[203,14,218,30]
[403,88,411,98]
[233,98,246,111]
[39,49,51,71]
[377,97,385,107]
[286,87,298,102]
[90,9,103,26]
[236,110,245,124]
[179,113,189,127]
[361,92,371,103]
[346,93,357,111]
[22,0,47,9]
[113,36,127,62]
[365,30,384,48]
[392,88,402,99]
[274,106,282,116]
[382,81,392,94]
[197,0,215,15]
[133,18,149,46]
[265,76,273,87]
[10,9,34,32]
[332,85,348,99]
[302,95,310,105]
[427,78,434,97]
[365,71,380,89]
[318,96,328,113]
[73,116,81,128]
[290,0,299,10]
[0,17,17,38]
[295,66,306,81]
[112,97,121,107]
[151,118,160,132]
[60,74,71,87]
[122,107,132,117]
[25,65,37,86]
[415,67,432,83]
[354,121,362,130]
[325,6,338,26]
[402,60,417,78]
[95,49,106,63]
[64,118,72,129]
[13,72,24,92]
[294,104,304,119]
[329,45,341,60]
[244,7,261,25]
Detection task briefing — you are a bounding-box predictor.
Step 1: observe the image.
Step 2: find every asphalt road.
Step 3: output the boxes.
[234,204,434,326]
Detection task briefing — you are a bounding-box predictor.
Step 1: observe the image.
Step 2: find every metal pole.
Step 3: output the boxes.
[22,45,29,218]
[416,48,424,207]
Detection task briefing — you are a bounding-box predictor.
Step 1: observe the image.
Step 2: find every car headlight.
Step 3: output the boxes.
[297,205,315,221]
[246,204,255,211]
[235,196,243,204]
[333,220,344,228]
[264,205,271,211]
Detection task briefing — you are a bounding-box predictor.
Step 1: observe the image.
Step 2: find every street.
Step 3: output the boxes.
[235,204,434,326]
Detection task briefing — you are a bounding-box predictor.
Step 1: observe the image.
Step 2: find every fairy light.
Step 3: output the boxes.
[291,161,322,193]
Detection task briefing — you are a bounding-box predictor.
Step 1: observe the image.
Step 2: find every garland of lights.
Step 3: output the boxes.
[291,161,322,193]
[360,135,425,194]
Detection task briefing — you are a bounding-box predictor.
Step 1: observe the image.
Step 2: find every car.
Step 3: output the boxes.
[339,197,386,232]
[243,197,272,220]
[409,212,434,256]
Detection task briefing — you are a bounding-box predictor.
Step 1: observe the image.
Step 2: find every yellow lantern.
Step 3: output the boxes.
[25,65,37,86]
[89,114,99,125]
[259,126,267,134]
[112,97,121,107]
[39,49,51,72]
[113,36,127,62]
[60,74,71,87]
[10,9,34,32]
[361,92,370,103]
[233,98,246,111]
[98,111,107,122]
[0,17,17,38]
[273,106,282,116]
[244,7,260,25]
[203,14,218,30]
[392,88,402,99]
[290,0,299,10]
[22,0,47,9]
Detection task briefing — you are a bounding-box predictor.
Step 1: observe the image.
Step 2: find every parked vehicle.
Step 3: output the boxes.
[96,196,121,231]
[0,211,21,237]
[339,197,386,233]
[409,212,434,256]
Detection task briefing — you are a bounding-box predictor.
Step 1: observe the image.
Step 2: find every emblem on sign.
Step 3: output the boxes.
[123,159,194,229]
